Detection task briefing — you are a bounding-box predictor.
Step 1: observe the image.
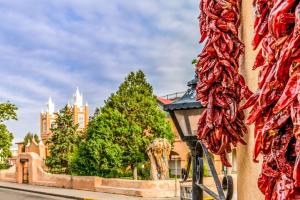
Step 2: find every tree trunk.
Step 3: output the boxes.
[147,149,158,180]
[133,165,138,180]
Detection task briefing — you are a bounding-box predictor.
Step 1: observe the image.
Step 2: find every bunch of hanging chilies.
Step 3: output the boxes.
[196,0,300,199]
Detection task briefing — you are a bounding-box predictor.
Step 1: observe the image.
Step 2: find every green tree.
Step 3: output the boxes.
[22,132,39,152]
[0,103,17,122]
[45,105,79,174]
[73,70,173,179]
[71,109,129,177]
[0,102,17,169]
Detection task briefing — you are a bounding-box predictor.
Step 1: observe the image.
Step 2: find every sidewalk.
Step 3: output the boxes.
[0,181,179,200]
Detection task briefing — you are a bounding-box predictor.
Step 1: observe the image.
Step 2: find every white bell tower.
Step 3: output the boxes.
[73,87,83,107]
[47,97,55,115]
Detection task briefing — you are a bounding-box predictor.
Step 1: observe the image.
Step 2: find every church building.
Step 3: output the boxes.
[40,88,89,144]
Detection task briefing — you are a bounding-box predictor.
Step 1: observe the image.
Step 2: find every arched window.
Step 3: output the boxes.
[43,120,47,133]
[78,114,85,128]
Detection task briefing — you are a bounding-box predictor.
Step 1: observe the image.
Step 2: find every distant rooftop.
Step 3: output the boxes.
[157,97,173,105]
[157,91,185,106]
[161,91,185,101]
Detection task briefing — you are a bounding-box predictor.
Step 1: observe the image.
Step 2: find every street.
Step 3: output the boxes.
[0,188,68,200]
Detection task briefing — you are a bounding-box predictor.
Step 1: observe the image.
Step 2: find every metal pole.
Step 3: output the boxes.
[191,146,202,200]
[175,158,177,197]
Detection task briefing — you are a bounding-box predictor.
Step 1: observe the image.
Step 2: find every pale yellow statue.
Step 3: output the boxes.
[147,138,171,180]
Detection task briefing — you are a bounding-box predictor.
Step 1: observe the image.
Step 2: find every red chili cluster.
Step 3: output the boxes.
[242,0,300,199]
[196,0,252,167]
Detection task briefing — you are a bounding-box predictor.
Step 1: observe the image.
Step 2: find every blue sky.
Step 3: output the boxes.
[0,1,201,142]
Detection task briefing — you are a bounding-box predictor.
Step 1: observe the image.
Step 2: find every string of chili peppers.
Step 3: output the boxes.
[241,0,300,199]
[196,0,252,167]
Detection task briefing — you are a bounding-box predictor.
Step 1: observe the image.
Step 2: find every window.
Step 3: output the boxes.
[78,114,85,128]
[50,120,56,129]
[43,120,47,133]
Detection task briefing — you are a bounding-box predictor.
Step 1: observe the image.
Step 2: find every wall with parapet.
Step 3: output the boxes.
[0,166,16,183]
[0,152,180,198]
[0,151,239,198]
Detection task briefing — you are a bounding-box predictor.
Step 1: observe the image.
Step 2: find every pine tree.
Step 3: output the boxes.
[73,70,173,179]
[0,102,17,169]
[45,105,79,174]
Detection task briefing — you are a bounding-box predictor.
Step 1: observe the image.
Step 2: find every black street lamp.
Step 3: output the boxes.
[164,75,204,200]
[164,75,234,200]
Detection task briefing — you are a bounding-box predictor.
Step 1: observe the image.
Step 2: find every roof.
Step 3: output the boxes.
[163,76,203,111]
[15,141,24,145]
[157,97,173,105]
[164,87,202,110]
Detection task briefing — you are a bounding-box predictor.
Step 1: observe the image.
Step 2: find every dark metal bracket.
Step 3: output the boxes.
[180,141,233,200]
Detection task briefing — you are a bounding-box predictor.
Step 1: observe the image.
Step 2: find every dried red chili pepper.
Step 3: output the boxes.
[268,0,296,39]
[252,0,274,49]
[196,0,251,167]
[243,0,300,199]
[273,69,300,113]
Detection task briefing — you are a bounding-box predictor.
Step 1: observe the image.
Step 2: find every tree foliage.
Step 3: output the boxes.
[71,109,129,176]
[45,105,79,174]
[72,70,173,178]
[0,102,17,169]
[0,103,17,123]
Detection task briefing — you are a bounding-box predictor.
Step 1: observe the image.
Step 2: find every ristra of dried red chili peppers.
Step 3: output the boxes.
[252,0,274,50]
[241,0,300,199]
[196,0,252,167]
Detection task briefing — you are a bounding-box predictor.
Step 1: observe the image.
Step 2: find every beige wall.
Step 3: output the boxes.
[237,1,264,200]
[0,166,16,183]
[167,117,190,166]
[0,152,180,198]
[2,158,233,199]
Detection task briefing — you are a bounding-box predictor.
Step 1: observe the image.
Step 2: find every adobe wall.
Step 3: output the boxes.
[238,0,264,199]
[0,166,16,183]
[1,161,233,198]
[0,152,180,198]
[26,142,39,155]
[96,178,180,197]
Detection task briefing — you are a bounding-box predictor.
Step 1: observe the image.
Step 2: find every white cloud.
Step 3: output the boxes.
[0,0,201,140]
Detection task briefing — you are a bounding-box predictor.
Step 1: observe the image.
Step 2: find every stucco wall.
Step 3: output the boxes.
[0,166,16,183]
[238,1,264,200]
[0,152,180,198]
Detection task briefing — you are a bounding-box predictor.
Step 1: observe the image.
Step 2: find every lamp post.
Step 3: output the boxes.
[164,75,204,200]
